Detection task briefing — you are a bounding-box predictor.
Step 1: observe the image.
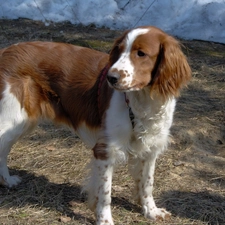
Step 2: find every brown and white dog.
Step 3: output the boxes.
[0,26,191,224]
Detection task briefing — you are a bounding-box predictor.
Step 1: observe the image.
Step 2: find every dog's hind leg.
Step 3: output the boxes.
[0,132,22,187]
[0,84,33,188]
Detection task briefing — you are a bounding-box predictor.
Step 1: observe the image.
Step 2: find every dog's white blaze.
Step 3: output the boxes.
[126,28,150,52]
[111,28,150,87]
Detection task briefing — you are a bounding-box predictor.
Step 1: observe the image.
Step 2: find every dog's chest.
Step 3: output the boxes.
[104,91,133,147]
[74,91,132,149]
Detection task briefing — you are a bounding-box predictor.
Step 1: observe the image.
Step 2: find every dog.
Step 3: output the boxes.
[0,26,191,224]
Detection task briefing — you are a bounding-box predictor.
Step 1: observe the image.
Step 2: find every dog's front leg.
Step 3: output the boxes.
[85,145,114,225]
[128,153,171,221]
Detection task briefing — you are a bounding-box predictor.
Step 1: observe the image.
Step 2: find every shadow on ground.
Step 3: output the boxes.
[0,169,94,223]
[1,169,224,225]
[161,190,225,225]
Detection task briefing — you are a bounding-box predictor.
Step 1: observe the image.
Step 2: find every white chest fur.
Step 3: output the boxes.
[127,88,176,158]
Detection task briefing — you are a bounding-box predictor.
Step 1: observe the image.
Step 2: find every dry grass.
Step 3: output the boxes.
[0,19,225,225]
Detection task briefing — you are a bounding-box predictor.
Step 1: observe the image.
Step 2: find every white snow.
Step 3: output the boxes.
[0,0,224,43]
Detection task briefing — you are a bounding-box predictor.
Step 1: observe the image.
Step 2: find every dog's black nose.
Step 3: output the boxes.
[107,74,118,85]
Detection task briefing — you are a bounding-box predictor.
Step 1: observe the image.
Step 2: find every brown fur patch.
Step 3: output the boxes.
[0,42,113,128]
[92,143,108,160]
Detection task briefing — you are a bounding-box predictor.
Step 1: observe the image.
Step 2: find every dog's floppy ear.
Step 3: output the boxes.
[109,30,130,66]
[150,36,191,99]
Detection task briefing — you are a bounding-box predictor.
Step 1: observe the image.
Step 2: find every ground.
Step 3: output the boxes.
[0,19,224,225]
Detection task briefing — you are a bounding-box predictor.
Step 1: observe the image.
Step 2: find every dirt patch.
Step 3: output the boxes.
[0,18,225,225]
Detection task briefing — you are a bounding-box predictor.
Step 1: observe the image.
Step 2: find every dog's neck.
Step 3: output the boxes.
[126,88,170,120]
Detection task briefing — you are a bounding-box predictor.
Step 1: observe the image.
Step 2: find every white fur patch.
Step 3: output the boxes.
[0,83,30,141]
[104,91,132,161]
[126,28,150,52]
[76,122,100,148]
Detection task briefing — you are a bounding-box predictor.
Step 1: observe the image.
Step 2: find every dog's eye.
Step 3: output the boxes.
[137,50,146,57]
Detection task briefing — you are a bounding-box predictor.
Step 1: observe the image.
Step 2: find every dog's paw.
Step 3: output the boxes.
[96,216,114,225]
[96,219,114,225]
[143,206,171,221]
[0,175,22,188]
[95,205,114,225]
[96,212,114,225]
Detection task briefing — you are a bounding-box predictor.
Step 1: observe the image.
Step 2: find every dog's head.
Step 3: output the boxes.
[107,26,191,98]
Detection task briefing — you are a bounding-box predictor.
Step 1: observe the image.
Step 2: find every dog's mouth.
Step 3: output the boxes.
[107,81,142,92]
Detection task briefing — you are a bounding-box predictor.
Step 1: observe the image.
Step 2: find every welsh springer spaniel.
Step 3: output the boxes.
[0,26,191,224]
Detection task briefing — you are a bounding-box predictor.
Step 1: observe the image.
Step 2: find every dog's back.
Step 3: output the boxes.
[0,42,110,126]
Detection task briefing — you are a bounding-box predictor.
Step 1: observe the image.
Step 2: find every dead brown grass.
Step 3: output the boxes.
[0,18,225,225]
